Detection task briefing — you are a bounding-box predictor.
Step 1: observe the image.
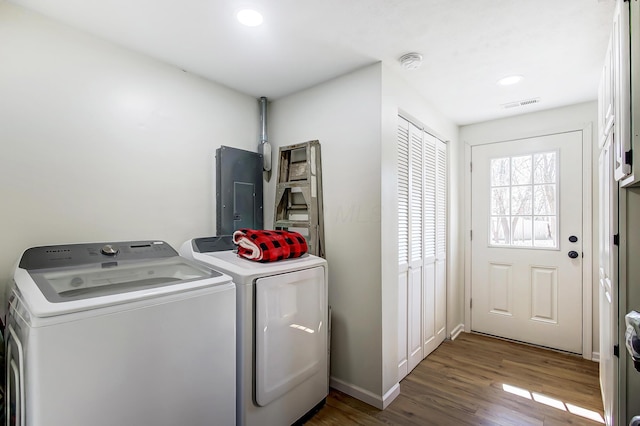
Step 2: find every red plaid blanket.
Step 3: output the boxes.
[232,228,308,262]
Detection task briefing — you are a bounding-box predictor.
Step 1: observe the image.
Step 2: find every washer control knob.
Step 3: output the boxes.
[101,244,119,256]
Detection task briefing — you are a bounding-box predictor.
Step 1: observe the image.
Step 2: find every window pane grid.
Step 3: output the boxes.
[489,152,557,249]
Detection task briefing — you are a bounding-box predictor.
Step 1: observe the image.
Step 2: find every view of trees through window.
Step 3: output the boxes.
[489,151,558,248]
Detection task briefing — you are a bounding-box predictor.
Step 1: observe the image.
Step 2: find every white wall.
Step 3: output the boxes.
[459,101,600,357]
[267,64,384,400]
[0,2,259,286]
[268,62,461,406]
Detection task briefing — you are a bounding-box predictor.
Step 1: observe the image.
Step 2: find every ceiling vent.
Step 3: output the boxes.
[501,98,541,110]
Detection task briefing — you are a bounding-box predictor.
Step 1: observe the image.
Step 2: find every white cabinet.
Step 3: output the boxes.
[601,0,639,185]
[599,1,631,181]
[620,0,640,187]
[397,116,447,381]
[613,0,631,182]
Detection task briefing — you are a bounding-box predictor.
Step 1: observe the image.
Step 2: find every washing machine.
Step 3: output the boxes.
[180,236,328,426]
[4,240,236,426]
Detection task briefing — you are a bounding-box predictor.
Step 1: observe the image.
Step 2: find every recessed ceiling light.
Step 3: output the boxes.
[497,75,524,86]
[237,9,263,27]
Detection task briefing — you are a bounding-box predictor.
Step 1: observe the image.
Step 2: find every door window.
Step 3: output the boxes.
[489,151,558,248]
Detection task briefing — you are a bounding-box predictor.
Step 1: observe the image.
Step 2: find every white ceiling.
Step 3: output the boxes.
[8,0,616,125]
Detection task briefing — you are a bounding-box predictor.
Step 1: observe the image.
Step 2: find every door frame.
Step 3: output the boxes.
[463,124,593,359]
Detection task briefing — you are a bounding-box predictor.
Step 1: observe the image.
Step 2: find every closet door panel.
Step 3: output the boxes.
[397,116,447,373]
[397,117,411,379]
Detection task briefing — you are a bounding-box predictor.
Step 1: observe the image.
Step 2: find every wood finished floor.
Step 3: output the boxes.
[305,333,603,426]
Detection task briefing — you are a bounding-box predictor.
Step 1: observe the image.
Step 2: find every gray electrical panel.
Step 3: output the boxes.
[216,146,264,234]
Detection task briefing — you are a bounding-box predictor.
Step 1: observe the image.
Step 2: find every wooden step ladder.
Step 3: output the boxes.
[274,140,325,258]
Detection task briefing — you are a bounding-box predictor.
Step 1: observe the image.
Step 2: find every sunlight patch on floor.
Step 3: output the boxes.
[502,383,604,424]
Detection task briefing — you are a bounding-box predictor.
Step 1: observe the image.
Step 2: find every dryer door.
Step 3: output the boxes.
[255,266,326,406]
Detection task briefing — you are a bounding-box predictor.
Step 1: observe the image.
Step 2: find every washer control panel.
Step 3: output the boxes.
[19,241,177,270]
[100,244,119,256]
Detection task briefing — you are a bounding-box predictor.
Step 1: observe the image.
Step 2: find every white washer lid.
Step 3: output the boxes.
[29,256,220,301]
[14,261,232,318]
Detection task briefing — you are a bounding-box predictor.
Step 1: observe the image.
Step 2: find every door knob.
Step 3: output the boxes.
[569,235,578,243]
[568,251,579,259]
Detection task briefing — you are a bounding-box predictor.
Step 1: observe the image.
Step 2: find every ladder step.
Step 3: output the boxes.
[286,204,308,210]
[288,161,308,181]
[276,181,311,189]
[275,220,311,228]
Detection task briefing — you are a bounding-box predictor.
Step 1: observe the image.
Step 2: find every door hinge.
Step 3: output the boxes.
[614,233,620,246]
[625,149,633,167]
[470,230,473,240]
[470,299,472,309]
[614,344,620,357]
[470,162,473,172]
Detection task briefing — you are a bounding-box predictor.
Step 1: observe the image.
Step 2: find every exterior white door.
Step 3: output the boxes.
[471,131,583,354]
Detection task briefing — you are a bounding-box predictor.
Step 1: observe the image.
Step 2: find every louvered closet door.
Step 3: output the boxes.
[397,117,410,381]
[396,116,424,378]
[422,134,437,354]
[422,136,447,356]
[397,116,448,381]
[407,121,424,373]
[434,140,447,348]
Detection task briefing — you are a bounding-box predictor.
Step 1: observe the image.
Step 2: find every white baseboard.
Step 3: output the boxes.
[592,352,600,362]
[329,377,400,410]
[450,323,465,340]
[381,383,401,409]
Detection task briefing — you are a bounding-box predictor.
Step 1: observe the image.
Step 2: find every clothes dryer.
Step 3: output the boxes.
[180,237,328,426]
[5,240,236,426]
